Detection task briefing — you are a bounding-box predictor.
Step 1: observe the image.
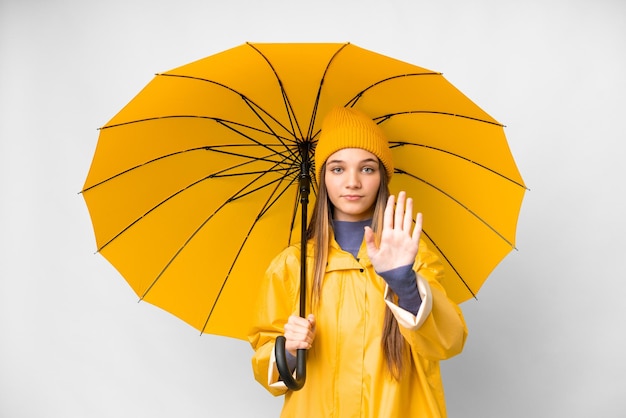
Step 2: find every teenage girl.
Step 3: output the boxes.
[249,106,467,417]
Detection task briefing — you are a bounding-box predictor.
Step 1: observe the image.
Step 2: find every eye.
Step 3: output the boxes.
[329,166,343,174]
[362,166,376,174]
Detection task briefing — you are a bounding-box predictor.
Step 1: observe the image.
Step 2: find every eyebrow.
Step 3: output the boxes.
[326,158,379,165]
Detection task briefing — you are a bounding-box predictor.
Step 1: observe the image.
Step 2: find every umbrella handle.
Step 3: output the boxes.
[275,336,306,391]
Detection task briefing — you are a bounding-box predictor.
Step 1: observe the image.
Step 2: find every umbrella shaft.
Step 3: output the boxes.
[298,141,312,317]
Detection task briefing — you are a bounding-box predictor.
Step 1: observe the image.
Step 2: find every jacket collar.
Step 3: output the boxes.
[326,235,372,272]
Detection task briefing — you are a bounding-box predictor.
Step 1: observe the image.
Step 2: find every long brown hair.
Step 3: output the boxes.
[306,161,407,380]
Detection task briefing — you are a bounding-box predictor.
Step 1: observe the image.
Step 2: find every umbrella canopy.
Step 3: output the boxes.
[82,42,525,341]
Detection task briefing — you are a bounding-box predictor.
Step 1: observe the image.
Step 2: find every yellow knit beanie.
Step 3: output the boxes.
[314,107,394,183]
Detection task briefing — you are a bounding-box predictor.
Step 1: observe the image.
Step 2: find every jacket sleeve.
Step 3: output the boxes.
[384,239,468,361]
[248,246,299,396]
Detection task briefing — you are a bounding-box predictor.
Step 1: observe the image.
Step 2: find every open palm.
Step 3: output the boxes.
[365,191,422,273]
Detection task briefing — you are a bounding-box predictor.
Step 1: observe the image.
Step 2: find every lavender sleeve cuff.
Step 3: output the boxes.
[378,264,422,315]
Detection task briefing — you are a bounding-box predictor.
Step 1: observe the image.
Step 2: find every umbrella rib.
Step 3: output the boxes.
[390,141,527,190]
[84,113,305,193]
[306,42,351,140]
[245,43,305,141]
[226,162,311,244]
[100,114,296,146]
[199,143,303,207]
[150,72,301,142]
[95,156,291,252]
[375,110,504,129]
[421,229,477,300]
[219,106,302,165]
[395,168,516,249]
[345,75,506,128]
[140,163,292,302]
[345,72,441,107]
[308,106,504,152]
[99,91,301,170]
[200,169,300,334]
[82,143,288,193]
[260,168,300,230]
[212,115,301,169]
[225,165,299,205]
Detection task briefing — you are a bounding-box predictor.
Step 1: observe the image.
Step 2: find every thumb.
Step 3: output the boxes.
[364,226,377,254]
[307,314,316,330]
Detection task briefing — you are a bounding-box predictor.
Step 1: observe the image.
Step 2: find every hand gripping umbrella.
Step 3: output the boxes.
[82,43,526,390]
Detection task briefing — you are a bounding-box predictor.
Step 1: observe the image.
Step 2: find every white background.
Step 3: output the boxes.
[1,0,625,416]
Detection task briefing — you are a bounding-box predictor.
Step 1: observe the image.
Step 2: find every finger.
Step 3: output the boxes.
[384,195,395,229]
[285,339,311,354]
[287,315,303,326]
[284,326,312,343]
[297,340,313,350]
[403,196,414,233]
[291,314,316,331]
[412,212,423,242]
[289,314,309,324]
[286,328,312,343]
[286,315,310,332]
[364,226,378,254]
[394,191,406,230]
[286,324,314,343]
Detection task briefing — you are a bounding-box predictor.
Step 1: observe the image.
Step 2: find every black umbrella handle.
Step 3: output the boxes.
[275,337,306,390]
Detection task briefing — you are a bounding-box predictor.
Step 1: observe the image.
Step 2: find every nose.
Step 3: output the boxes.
[346,169,361,188]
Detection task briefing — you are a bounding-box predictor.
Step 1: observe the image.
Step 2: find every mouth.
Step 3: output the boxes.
[342,195,363,201]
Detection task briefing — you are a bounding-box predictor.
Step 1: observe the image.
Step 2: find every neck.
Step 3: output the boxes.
[332,219,371,258]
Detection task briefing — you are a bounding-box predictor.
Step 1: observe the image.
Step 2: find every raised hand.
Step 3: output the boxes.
[364,191,422,273]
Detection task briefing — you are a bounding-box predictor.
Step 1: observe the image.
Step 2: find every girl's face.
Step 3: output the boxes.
[324,148,381,222]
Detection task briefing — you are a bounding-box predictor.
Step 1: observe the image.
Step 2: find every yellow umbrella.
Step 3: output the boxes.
[82,42,525,342]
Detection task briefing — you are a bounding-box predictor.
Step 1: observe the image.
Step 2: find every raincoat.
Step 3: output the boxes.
[249,236,467,418]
